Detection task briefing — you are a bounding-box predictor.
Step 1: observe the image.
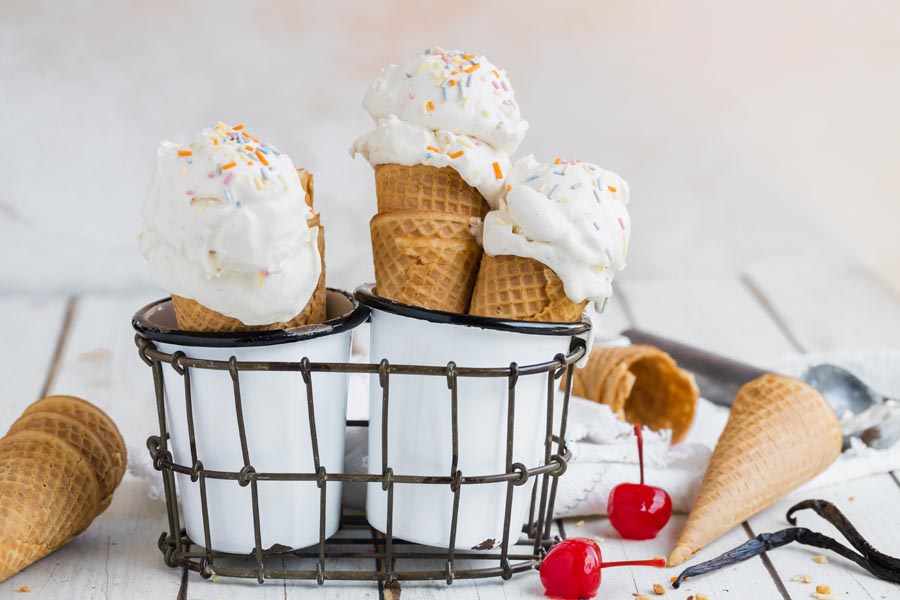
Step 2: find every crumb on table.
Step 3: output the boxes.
[17,587,31,593]
[652,582,666,595]
[816,584,832,594]
[812,555,829,564]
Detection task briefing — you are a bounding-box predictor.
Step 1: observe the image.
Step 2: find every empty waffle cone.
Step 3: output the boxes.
[0,430,102,581]
[22,395,126,496]
[668,374,842,566]
[570,345,699,444]
[370,210,481,313]
[172,168,326,332]
[375,164,489,218]
[469,254,587,323]
[8,412,118,504]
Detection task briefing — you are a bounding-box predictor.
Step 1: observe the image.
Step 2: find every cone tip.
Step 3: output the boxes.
[668,544,693,567]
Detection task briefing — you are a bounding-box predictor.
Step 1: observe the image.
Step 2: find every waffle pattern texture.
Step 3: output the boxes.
[1,395,126,581]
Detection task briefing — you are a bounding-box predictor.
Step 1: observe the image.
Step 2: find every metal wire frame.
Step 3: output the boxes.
[136,333,584,585]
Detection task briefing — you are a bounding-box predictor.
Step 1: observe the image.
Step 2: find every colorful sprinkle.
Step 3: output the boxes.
[221,161,236,170]
[571,182,582,189]
[223,185,234,204]
[507,184,512,192]
[593,221,600,230]
[232,124,245,130]
[207,171,214,178]
[618,217,625,229]
[548,184,559,199]
[608,185,617,193]
[427,100,435,111]
[185,189,195,196]
[255,149,269,166]
[223,172,234,185]
[177,149,192,157]
[593,189,602,203]
[448,150,464,159]
[426,145,441,152]
[409,91,415,100]
[501,81,509,92]
[492,162,504,179]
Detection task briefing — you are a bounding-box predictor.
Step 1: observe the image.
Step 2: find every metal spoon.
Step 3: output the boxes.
[621,328,900,450]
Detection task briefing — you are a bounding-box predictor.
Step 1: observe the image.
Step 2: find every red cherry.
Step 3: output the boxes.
[540,538,666,599]
[607,424,673,540]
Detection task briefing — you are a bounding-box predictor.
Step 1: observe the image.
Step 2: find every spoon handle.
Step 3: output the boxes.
[621,328,772,407]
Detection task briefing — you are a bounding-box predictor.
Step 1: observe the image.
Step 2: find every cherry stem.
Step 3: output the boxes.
[634,423,644,486]
[602,557,667,569]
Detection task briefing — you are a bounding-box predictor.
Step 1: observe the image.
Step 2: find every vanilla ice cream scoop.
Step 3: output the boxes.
[140,122,321,326]
[483,156,631,310]
[362,47,528,154]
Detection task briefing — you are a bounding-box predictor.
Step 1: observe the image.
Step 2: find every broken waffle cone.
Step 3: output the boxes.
[374,163,489,218]
[570,345,699,444]
[0,430,102,582]
[172,168,327,332]
[668,374,842,566]
[468,254,587,323]
[370,209,481,313]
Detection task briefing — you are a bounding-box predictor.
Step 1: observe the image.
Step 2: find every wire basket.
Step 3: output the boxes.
[136,326,584,585]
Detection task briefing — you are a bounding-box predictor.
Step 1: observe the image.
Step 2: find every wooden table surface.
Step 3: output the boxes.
[2,263,899,599]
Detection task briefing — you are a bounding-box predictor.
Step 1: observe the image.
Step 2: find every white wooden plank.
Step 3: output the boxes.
[619,276,798,364]
[0,295,69,431]
[747,474,900,599]
[744,264,900,352]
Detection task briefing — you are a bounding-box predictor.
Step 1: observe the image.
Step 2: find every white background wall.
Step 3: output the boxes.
[2,1,898,295]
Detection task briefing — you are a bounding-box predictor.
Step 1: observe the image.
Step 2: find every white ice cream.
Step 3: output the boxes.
[352,46,526,209]
[140,122,321,326]
[483,156,631,311]
[350,115,512,208]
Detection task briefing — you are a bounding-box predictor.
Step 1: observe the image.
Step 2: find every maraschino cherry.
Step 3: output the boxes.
[540,537,666,599]
[607,424,672,540]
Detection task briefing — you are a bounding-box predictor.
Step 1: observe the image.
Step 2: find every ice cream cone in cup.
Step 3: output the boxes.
[469,156,631,323]
[668,374,842,566]
[140,122,326,332]
[352,47,531,313]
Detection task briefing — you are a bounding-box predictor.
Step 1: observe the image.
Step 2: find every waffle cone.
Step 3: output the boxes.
[370,210,481,313]
[172,168,326,332]
[0,430,102,581]
[668,374,842,566]
[570,345,699,443]
[22,395,126,494]
[469,254,587,323]
[374,164,488,218]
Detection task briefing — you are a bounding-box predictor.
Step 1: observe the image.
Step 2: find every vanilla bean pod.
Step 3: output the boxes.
[672,499,900,589]
[787,499,900,581]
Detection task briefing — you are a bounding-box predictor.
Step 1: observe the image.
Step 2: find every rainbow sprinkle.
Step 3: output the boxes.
[492,162,503,179]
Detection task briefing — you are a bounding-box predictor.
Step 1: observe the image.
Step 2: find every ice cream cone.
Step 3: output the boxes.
[570,345,699,444]
[370,209,481,313]
[375,164,489,218]
[22,395,126,493]
[468,254,587,323]
[0,430,102,581]
[171,168,327,332]
[8,412,118,502]
[668,374,842,566]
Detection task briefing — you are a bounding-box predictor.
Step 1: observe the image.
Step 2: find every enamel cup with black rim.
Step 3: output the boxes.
[356,285,589,550]
[133,290,368,554]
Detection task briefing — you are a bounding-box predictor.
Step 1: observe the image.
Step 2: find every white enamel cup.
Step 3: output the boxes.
[133,290,369,554]
[355,286,590,550]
